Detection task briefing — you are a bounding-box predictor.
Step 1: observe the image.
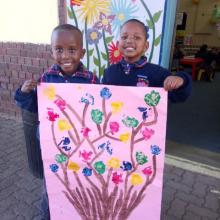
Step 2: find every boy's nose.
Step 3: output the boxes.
[62,50,69,58]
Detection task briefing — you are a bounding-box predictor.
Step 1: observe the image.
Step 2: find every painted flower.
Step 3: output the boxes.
[130,173,144,186]
[142,166,152,176]
[77,0,110,25]
[54,98,66,111]
[151,145,161,155]
[136,152,148,165]
[57,119,72,131]
[91,109,103,124]
[94,161,106,174]
[141,127,155,140]
[47,108,59,122]
[81,127,91,137]
[80,93,94,105]
[68,161,80,172]
[82,167,93,176]
[119,132,130,143]
[110,0,139,38]
[49,164,59,173]
[122,116,139,128]
[70,0,83,6]
[107,157,120,169]
[111,102,123,114]
[43,85,56,100]
[86,28,102,45]
[100,87,112,99]
[93,12,115,34]
[144,90,161,106]
[121,161,132,171]
[55,154,68,164]
[79,150,93,161]
[108,41,123,64]
[112,172,123,184]
[109,121,119,135]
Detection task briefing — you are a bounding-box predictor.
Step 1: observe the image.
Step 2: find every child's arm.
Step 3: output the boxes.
[14,79,38,113]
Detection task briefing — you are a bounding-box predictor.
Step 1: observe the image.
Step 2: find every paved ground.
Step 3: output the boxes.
[0,116,220,220]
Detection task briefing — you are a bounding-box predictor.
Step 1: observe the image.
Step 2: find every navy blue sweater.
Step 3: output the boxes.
[102,57,192,103]
[14,63,99,113]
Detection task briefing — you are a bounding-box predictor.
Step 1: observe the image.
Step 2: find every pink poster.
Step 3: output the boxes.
[38,83,168,220]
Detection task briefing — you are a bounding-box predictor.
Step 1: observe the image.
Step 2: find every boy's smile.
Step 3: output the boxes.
[119,21,149,63]
[51,30,85,76]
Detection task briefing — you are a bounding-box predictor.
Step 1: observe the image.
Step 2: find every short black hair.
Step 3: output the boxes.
[51,24,83,45]
[120,19,149,39]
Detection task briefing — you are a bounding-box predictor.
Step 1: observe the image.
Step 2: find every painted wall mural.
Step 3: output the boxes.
[66,0,166,78]
[38,83,168,220]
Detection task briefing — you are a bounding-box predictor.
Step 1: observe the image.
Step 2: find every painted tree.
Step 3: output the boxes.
[43,85,162,220]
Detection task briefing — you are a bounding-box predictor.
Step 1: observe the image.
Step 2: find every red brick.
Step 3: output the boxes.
[32,58,40,67]
[24,57,32,66]
[0,71,5,76]
[8,63,22,71]
[18,71,26,79]
[0,48,7,54]
[18,57,26,65]
[4,55,11,63]
[0,63,8,70]
[0,76,9,83]
[0,82,7,89]
[10,56,18,64]
[7,83,14,90]
[20,50,28,57]
[7,48,20,56]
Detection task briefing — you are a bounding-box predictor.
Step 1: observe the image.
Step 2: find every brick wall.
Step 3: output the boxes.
[0,0,66,119]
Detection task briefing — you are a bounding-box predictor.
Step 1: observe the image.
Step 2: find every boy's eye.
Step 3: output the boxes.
[69,48,76,53]
[55,48,63,53]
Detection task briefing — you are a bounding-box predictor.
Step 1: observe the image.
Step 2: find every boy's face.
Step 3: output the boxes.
[119,22,149,63]
[51,30,85,75]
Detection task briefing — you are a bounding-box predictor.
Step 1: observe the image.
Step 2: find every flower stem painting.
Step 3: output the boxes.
[38,84,168,220]
[67,0,166,78]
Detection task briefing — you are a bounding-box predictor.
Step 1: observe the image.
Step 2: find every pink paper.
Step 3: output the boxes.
[38,83,168,220]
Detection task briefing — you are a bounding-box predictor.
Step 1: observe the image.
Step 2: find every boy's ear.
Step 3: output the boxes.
[81,48,86,59]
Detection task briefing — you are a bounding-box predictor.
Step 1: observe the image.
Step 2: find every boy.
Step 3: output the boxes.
[102,19,191,102]
[14,24,99,220]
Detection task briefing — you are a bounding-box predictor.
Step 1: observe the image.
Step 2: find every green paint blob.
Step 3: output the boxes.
[91,109,103,124]
[55,154,67,164]
[144,90,161,106]
[94,161,106,174]
[136,152,148,165]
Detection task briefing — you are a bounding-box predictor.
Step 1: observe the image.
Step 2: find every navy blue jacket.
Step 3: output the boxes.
[102,57,192,103]
[15,63,99,113]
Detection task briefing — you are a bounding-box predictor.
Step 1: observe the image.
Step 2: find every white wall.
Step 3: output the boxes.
[0,0,58,44]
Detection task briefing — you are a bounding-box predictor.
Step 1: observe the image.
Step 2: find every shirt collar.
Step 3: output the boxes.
[120,56,148,75]
[47,63,91,79]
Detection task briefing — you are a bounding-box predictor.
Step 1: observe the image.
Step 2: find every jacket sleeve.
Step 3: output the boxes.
[14,87,38,113]
[168,71,192,103]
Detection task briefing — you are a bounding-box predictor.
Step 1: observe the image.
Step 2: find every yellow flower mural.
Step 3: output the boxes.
[119,132,130,143]
[68,161,80,172]
[77,0,110,24]
[107,157,120,169]
[130,173,144,186]
[43,85,56,100]
[57,119,72,131]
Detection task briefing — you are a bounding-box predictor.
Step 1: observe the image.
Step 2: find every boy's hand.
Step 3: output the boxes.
[163,76,184,91]
[21,80,38,93]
